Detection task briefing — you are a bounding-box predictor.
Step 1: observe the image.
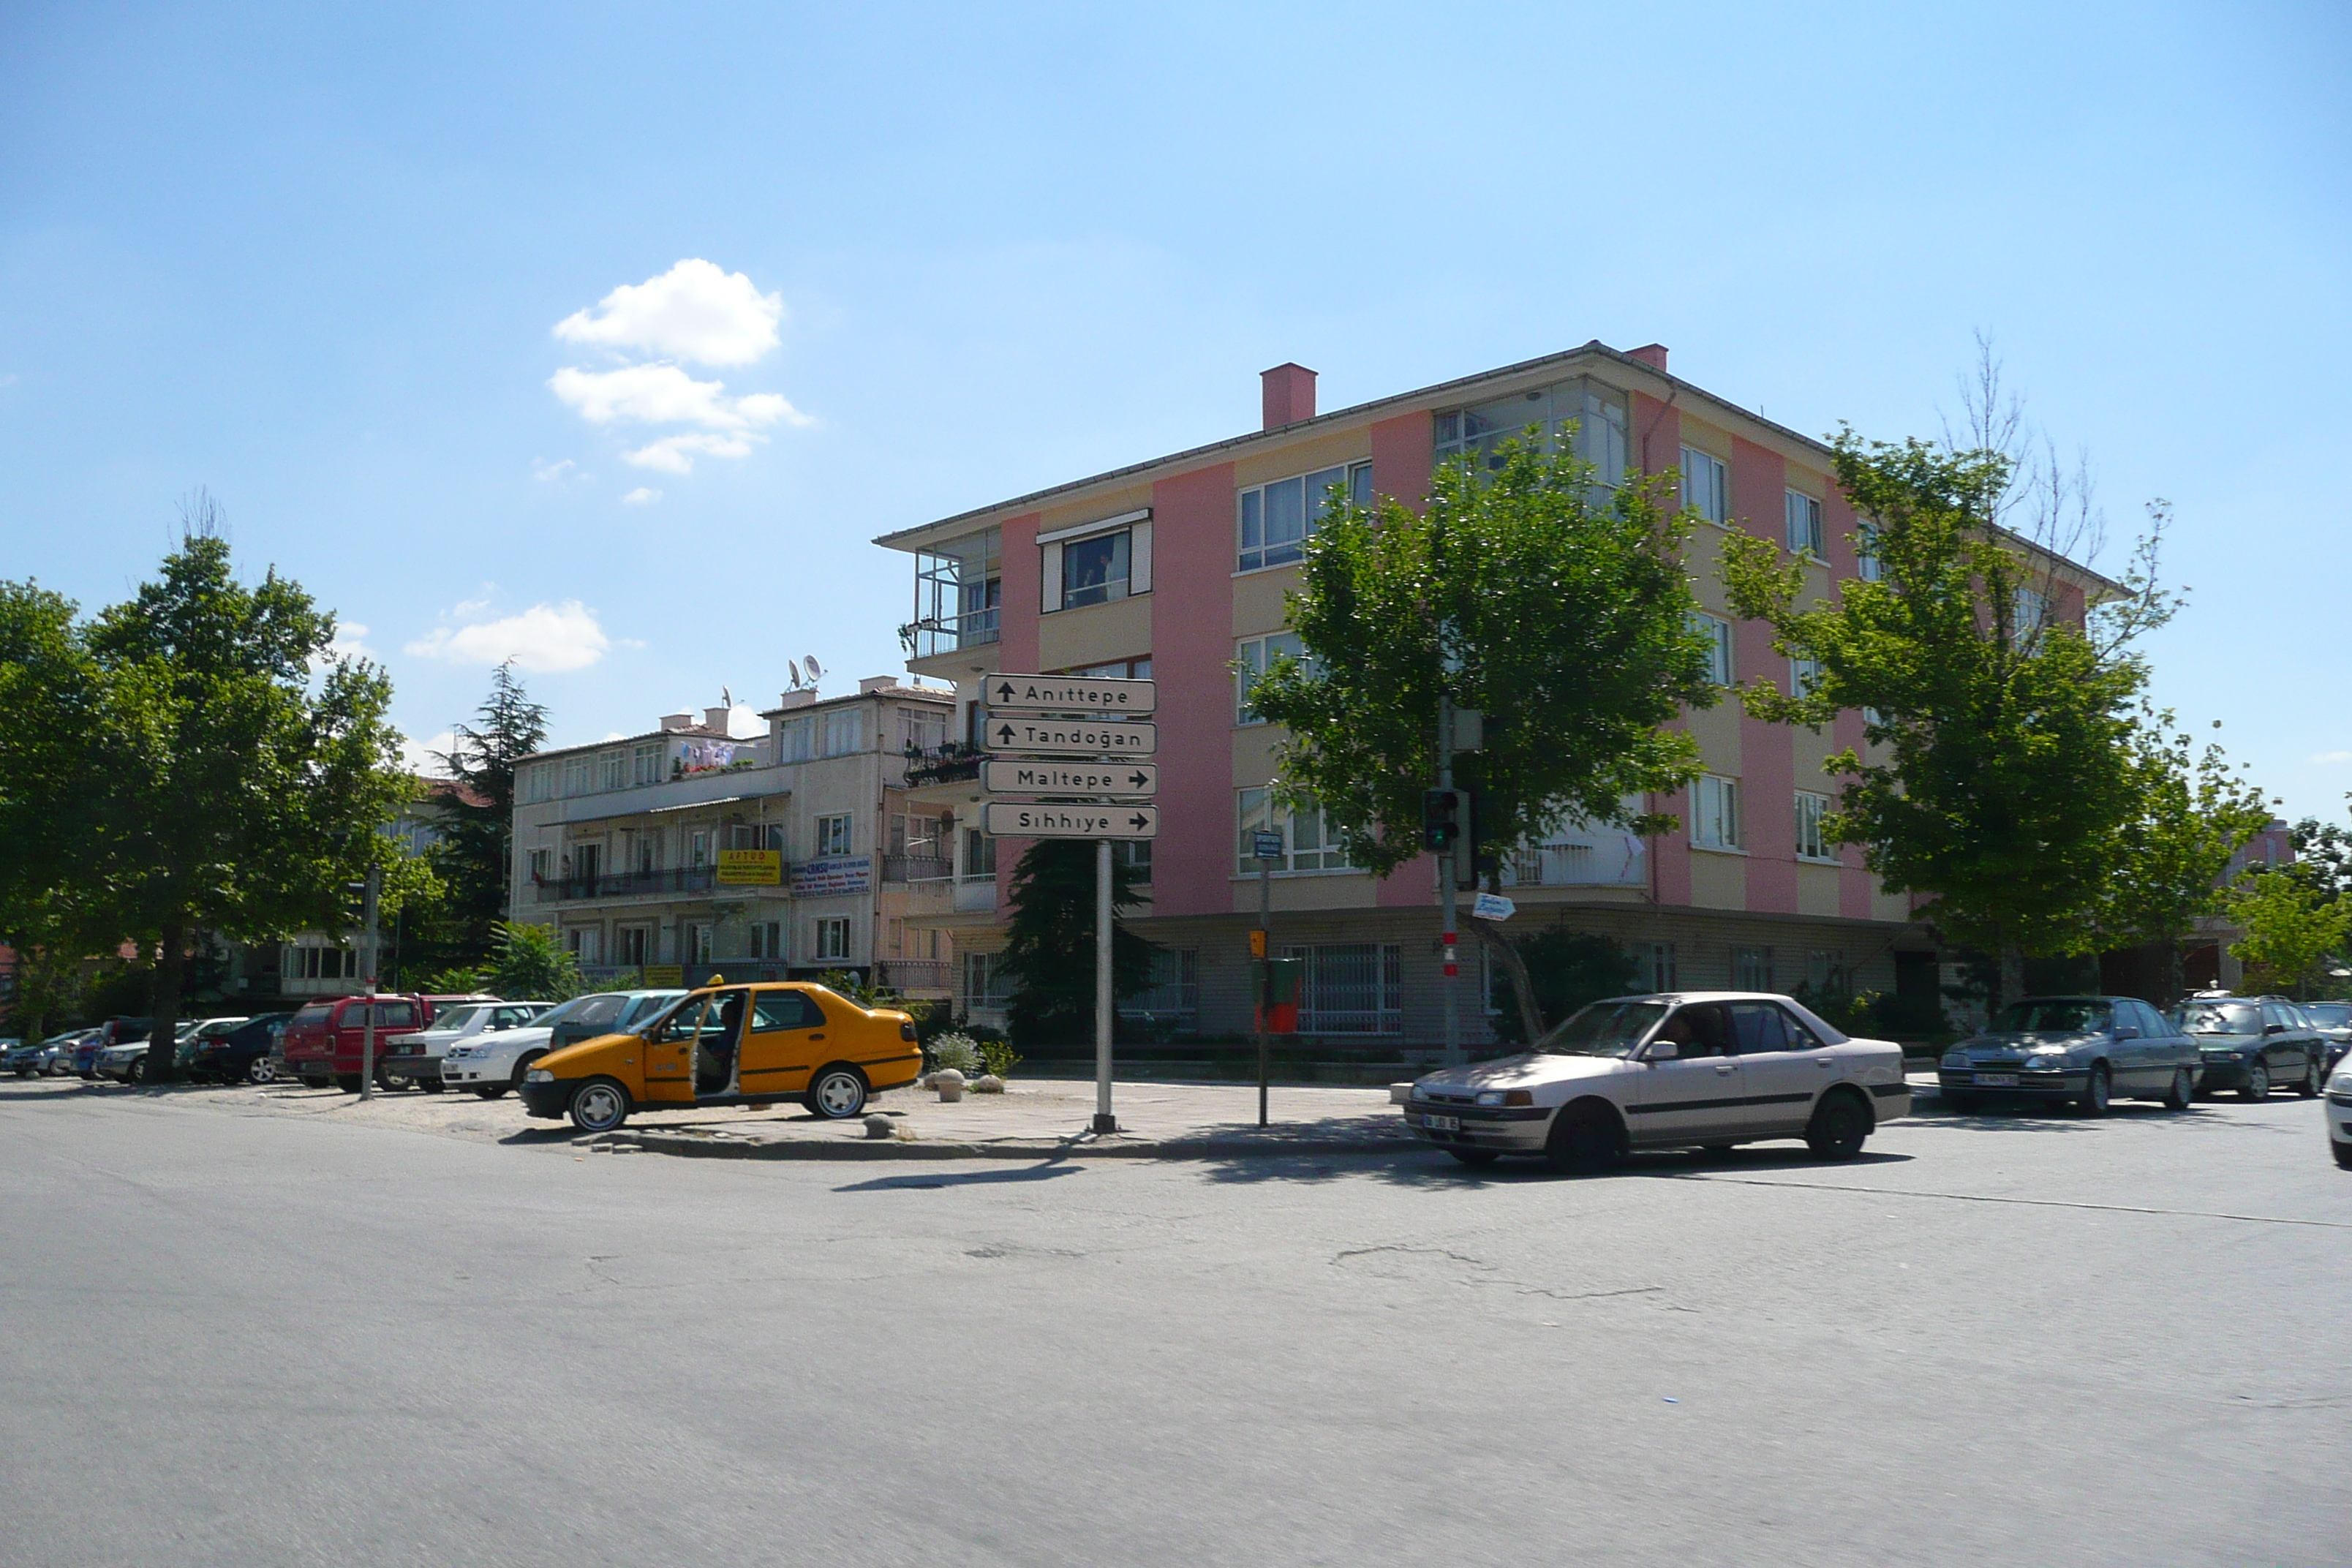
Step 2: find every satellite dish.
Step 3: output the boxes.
[721,685,734,708]
[785,659,802,687]
[803,655,825,679]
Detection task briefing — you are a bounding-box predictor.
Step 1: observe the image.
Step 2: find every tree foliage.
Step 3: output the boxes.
[2097,710,2271,1001]
[2228,871,2352,1000]
[997,841,1154,1046]
[1251,437,1715,877]
[1721,433,2164,1002]
[408,663,549,977]
[0,507,412,1077]
[477,919,584,1002]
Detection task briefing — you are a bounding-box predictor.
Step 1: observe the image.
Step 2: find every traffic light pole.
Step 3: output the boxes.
[1093,837,1116,1134]
[1438,695,1461,1066]
[358,866,381,1101]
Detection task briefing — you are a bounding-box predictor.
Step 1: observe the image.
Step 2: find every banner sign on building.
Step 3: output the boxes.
[715,849,783,886]
[642,965,686,987]
[789,855,873,896]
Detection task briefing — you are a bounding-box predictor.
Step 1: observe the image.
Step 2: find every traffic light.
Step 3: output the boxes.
[1422,788,1463,853]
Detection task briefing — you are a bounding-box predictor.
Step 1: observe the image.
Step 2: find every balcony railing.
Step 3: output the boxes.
[953,873,998,913]
[901,741,984,788]
[899,607,1000,660]
[877,959,952,992]
[534,866,718,903]
[883,854,955,884]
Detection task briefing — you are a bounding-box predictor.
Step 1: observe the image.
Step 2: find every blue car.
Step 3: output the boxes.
[1939,996,2201,1115]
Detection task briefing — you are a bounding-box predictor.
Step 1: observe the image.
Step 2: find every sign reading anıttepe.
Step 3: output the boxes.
[788,856,872,896]
[986,674,1156,716]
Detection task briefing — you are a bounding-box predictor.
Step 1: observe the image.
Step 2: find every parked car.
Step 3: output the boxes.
[443,990,684,1099]
[8,1034,72,1076]
[98,1040,151,1082]
[520,982,922,1132]
[189,1012,293,1085]
[2302,1000,2352,1075]
[374,1000,554,1090]
[77,1018,152,1079]
[280,993,497,1091]
[41,1029,96,1076]
[1400,991,1912,1171]
[2172,995,2327,1100]
[2326,1054,2352,1170]
[1938,996,2198,1115]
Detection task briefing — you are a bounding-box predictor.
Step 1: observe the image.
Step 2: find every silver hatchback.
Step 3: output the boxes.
[1940,996,2199,1115]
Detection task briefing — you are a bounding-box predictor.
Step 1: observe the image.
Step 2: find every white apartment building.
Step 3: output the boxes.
[507,681,960,998]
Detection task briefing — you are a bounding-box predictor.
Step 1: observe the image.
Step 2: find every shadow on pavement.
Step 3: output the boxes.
[834,1164,1088,1193]
[1194,1142,1918,1188]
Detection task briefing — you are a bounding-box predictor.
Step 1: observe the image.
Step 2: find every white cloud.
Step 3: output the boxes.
[399,729,457,777]
[624,432,766,472]
[621,486,663,505]
[2310,750,2352,765]
[554,259,783,367]
[546,363,806,435]
[404,600,613,674]
[325,621,375,660]
[532,457,585,484]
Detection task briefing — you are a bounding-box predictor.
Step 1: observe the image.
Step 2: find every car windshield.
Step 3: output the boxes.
[2175,1001,2259,1035]
[430,1005,486,1033]
[2304,1003,2351,1028]
[1994,1000,2111,1034]
[530,994,615,1029]
[1533,999,1669,1058]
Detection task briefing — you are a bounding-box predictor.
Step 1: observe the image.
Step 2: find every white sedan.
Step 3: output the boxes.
[2327,1057,2352,1170]
[1404,991,1912,1172]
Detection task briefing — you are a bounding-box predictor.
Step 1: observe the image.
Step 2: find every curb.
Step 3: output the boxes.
[589,1131,1428,1162]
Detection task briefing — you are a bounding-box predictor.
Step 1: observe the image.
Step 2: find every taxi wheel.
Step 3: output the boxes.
[1543,1103,1624,1175]
[806,1066,870,1120]
[1446,1148,1499,1167]
[1804,1091,1872,1161]
[2162,1067,2194,1112]
[2239,1063,2269,1102]
[568,1078,633,1134]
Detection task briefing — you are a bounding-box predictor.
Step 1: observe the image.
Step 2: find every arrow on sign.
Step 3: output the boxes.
[996,723,1017,745]
[996,679,1018,703]
[1128,813,1151,832]
[1127,770,1150,790]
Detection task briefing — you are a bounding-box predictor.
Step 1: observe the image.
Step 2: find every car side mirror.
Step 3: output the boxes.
[1648,1040,1678,1060]
[2112,1025,2137,1040]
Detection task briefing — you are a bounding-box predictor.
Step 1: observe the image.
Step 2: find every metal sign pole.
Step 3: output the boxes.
[1439,694,1461,1066]
[1258,852,1273,1127]
[1093,837,1115,1134]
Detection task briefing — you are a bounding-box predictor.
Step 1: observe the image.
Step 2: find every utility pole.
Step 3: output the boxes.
[358,866,381,1101]
[1438,691,1460,1066]
[1256,837,1275,1126]
[1093,838,1115,1134]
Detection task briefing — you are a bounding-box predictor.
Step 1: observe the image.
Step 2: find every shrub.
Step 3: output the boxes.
[975,1037,1022,1079]
[927,1033,983,1076]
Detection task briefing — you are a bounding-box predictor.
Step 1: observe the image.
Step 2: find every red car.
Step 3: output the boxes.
[279,993,496,1091]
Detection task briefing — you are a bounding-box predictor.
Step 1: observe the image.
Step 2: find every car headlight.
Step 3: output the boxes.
[1475,1090,1504,1106]
[1941,1052,1968,1068]
[524,1068,554,1084]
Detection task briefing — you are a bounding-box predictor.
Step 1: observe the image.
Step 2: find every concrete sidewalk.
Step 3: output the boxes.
[592,1076,1425,1161]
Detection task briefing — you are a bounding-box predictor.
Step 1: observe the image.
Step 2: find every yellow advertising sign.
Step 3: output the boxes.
[715,849,783,886]
[642,965,685,987]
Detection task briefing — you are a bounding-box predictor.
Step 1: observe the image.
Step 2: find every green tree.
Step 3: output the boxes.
[1721,433,2163,1007]
[1488,927,1641,1046]
[42,509,413,1080]
[997,841,1154,1045]
[478,919,584,1002]
[0,582,111,1033]
[2228,871,2352,999]
[1248,436,1716,1039]
[410,663,549,976]
[2097,712,2272,1004]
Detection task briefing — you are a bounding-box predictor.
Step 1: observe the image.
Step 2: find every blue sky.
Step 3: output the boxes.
[3,1,2347,815]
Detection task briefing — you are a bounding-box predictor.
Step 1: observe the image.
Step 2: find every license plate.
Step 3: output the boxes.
[1424,1113,1460,1132]
[1973,1072,2019,1087]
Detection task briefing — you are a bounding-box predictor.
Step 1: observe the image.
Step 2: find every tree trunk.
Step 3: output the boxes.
[2161,938,2185,1011]
[1468,916,1545,1047]
[1997,943,2026,1016]
[146,922,185,1085]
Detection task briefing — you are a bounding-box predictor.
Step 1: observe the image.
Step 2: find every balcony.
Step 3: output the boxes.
[534,866,718,904]
[900,742,984,788]
[953,873,998,914]
[883,854,955,885]
[877,959,952,994]
[902,530,1001,661]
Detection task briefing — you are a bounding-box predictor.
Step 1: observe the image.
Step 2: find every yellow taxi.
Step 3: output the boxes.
[518,980,923,1132]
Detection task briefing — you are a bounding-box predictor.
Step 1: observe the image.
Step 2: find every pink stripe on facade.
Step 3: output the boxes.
[1730,437,1797,913]
[1635,393,1693,908]
[1150,464,1240,919]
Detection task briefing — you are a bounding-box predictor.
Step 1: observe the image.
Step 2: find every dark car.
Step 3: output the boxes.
[1938,996,2200,1115]
[190,1012,293,1085]
[2302,1000,2352,1075]
[75,1017,153,1079]
[2172,995,2327,1101]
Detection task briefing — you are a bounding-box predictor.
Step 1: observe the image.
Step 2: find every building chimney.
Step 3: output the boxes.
[704,706,732,732]
[774,689,816,710]
[1261,362,1317,430]
[1627,344,1670,372]
[658,712,694,732]
[859,676,896,695]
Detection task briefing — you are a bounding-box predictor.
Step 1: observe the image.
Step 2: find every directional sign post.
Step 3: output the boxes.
[983,803,1159,838]
[981,759,1157,798]
[987,717,1157,758]
[986,674,1156,716]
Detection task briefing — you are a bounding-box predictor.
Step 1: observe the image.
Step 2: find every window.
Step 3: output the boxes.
[1062,529,1131,608]
[961,951,1012,1011]
[1680,445,1729,524]
[752,990,825,1031]
[965,826,997,877]
[2013,587,2049,638]
[749,921,785,960]
[521,764,551,803]
[1237,463,1371,573]
[635,832,657,875]
[598,750,624,791]
[565,927,602,964]
[1641,941,1679,994]
[1733,945,1774,990]
[632,742,661,785]
[1786,491,1824,557]
[1790,656,1823,698]
[1066,657,1153,679]
[686,922,712,963]
[1692,775,1741,851]
[911,528,1002,656]
[1856,521,1883,582]
[1434,378,1629,488]
[1727,1002,1793,1054]
[616,927,649,966]
[821,709,864,756]
[1691,613,1734,686]
[814,917,851,962]
[777,717,814,763]
[1286,943,1403,1034]
[528,848,552,881]
[1806,949,1847,991]
[1121,948,1199,1028]
[1115,838,1152,880]
[814,813,853,857]
[897,706,948,754]
[690,830,710,867]
[562,756,592,797]
[1235,632,1307,723]
[1795,791,1834,862]
[1236,789,1356,872]
[285,944,358,980]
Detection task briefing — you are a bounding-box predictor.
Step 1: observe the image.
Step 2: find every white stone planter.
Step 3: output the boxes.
[932,1068,966,1103]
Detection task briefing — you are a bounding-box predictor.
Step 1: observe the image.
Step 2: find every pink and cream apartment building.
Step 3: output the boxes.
[878,342,2081,1045]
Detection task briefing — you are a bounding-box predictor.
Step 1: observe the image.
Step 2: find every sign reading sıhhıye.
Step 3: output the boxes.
[987,675,1156,716]
[984,803,1160,840]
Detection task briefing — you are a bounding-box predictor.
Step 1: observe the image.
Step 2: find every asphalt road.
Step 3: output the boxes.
[2,1078,2345,1568]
